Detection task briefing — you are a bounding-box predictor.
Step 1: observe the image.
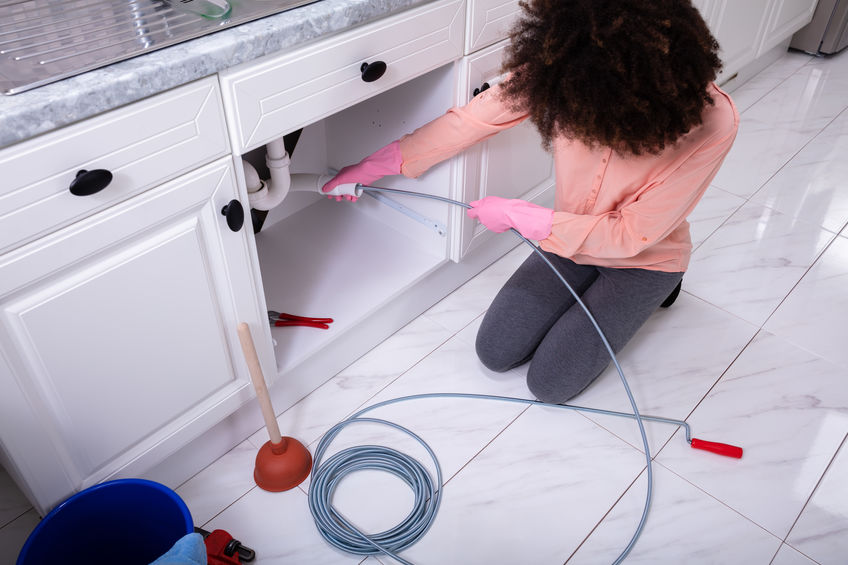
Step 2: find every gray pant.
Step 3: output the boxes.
[476,249,683,403]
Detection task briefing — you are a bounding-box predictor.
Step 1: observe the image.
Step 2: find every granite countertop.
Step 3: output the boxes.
[0,0,428,150]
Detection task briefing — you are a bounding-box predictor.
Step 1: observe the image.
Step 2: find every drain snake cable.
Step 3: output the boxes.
[307,185,742,564]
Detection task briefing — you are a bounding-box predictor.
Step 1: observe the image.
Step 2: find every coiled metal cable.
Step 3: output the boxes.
[307,185,677,564]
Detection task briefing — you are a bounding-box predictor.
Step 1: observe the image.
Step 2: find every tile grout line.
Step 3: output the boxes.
[775,431,848,563]
[731,55,815,116]
[743,102,848,207]
[0,506,35,532]
[757,228,841,331]
[440,403,533,487]
[677,326,760,427]
[561,465,648,564]
[651,459,794,545]
[200,483,260,531]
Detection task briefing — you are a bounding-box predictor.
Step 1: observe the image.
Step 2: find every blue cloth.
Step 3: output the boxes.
[149,532,207,565]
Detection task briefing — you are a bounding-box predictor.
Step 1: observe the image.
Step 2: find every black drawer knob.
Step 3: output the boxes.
[360,61,387,83]
[69,169,113,196]
[473,82,491,97]
[221,199,245,232]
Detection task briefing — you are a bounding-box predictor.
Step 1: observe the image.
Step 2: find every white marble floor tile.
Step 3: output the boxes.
[0,509,40,563]
[771,544,819,565]
[750,108,848,234]
[361,328,533,402]
[713,62,848,198]
[685,202,835,326]
[423,243,530,333]
[0,467,31,529]
[248,316,454,451]
[176,440,259,527]
[552,292,758,456]
[764,236,848,371]
[567,463,781,565]
[377,405,647,565]
[687,185,747,249]
[179,317,455,530]
[729,52,813,113]
[452,311,483,346]
[203,485,366,564]
[302,332,534,493]
[656,331,848,539]
[785,437,848,565]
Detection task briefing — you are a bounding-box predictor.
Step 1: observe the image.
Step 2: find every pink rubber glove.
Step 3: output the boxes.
[321,141,403,202]
[466,196,554,241]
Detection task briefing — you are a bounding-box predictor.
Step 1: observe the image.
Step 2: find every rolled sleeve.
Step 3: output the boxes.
[399,84,528,178]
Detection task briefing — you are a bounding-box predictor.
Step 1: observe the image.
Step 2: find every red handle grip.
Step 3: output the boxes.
[690,438,743,459]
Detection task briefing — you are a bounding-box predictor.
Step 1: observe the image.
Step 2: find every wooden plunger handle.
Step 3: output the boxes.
[237,322,283,445]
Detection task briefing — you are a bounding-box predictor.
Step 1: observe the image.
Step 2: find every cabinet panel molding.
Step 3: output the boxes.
[0,159,260,514]
[466,0,521,54]
[758,0,818,56]
[220,0,466,152]
[0,78,229,255]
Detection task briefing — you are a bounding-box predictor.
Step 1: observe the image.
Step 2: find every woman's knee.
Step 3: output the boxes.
[526,361,605,404]
[475,333,519,373]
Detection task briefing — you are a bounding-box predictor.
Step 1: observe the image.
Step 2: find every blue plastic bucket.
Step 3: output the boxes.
[17,478,193,565]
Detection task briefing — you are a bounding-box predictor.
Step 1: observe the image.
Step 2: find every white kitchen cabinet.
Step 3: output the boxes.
[0,158,262,514]
[465,0,522,54]
[1,0,814,519]
[0,78,230,256]
[233,65,459,403]
[710,0,774,82]
[220,0,465,153]
[451,39,555,260]
[758,0,819,55]
[692,0,816,84]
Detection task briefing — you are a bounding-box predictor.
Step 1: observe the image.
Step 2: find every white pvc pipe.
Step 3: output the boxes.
[289,173,334,193]
[243,160,265,194]
[245,136,293,211]
[243,137,353,210]
[266,137,287,160]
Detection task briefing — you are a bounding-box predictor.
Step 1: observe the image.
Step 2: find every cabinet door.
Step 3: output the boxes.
[0,159,262,514]
[465,0,522,54]
[710,0,773,81]
[758,0,818,55]
[451,40,555,261]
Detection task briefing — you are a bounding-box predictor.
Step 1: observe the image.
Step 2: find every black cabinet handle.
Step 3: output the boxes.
[360,61,387,83]
[473,82,491,97]
[221,199,245,232]
[69,169,112,196]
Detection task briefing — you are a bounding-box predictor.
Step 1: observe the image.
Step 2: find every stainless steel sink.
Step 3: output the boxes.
[0,0,315,94]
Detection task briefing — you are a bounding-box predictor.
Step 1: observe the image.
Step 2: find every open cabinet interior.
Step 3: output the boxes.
[246,64,458,375]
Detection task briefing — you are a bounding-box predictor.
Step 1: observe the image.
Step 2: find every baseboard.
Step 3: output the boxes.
[720,38,794,94]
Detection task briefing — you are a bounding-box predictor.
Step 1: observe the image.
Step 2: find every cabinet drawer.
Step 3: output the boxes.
[220,0,465,152]
[0,77,229,255]
[466,0,522,54]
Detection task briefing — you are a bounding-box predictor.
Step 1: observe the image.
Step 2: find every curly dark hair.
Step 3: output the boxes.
[499,0,723,155]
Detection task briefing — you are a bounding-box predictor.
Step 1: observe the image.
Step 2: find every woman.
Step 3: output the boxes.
[322,0,739,403]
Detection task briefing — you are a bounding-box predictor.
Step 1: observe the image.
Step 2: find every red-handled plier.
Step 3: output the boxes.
[268,310,334,329]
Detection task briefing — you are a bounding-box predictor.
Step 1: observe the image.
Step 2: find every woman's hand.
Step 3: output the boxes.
[321,141,403,202]
[467,196,553,241]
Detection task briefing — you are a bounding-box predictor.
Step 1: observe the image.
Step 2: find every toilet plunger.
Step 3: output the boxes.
[237,322,312,491]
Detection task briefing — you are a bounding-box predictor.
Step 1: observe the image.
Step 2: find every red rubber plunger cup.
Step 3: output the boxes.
[237,323,312,491]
